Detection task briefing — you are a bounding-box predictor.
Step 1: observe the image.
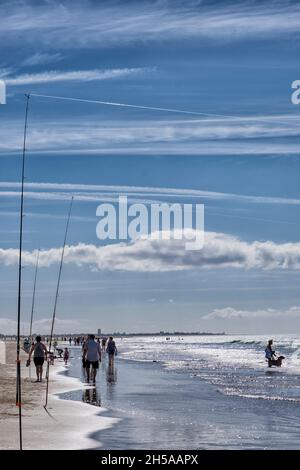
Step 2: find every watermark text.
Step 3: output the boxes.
[96,196,204,251]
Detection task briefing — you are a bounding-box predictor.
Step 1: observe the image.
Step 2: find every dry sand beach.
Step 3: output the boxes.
[0,341,117,450]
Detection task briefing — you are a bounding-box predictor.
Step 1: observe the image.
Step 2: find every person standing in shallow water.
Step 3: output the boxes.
[28,335,48,382]
[265,339,277,367]
[83,334,102,383]
[106,336,118,367]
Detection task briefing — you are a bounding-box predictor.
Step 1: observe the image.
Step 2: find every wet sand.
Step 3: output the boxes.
[61,347,300,450]
[0,341,117,449]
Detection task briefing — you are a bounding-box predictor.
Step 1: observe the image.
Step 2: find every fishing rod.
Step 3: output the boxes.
[29,250,40,341]
[28,249,40,381]
[16,93,30,451]
[44,196,73,409]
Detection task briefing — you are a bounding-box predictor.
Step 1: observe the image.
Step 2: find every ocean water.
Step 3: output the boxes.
[60,335,300,449]
[119,334,300,403]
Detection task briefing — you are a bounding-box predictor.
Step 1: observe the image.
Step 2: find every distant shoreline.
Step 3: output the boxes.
[1,332,226,339]
[105,332,226,337]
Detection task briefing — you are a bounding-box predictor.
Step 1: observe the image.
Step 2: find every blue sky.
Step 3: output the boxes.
[1,0,300,334]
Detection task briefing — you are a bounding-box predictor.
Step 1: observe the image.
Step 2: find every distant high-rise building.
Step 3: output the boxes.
[97,328,101,336]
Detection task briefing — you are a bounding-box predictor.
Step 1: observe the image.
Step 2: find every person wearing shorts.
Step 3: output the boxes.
[28,336,48,382]
[83,334,101,383]
[106,336,118,367]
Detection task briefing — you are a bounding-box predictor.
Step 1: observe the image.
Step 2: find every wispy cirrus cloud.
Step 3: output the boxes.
[2,181,300,206]
[21,52,64,67]
[0,116,299,155]
[0,190,160,206]
[0,67,14,78]
[1,1,300,49]
[5,67,149,86]
[1,231,300,272]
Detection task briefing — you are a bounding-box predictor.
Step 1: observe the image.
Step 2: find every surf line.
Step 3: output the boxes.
[16,93,30,451]
[44,196,73,410]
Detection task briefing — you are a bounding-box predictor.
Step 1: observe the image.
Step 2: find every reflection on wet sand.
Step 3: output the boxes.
[106,364,117,385]
[82,387,101,407]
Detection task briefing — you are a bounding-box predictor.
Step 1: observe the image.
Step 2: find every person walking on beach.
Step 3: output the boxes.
[63,347,69,365]
[83,334,102,383]
[28,335,48,382]
[81,337,87,375]
[265,339,277,367]
[106,336,117,367]
[101,337,107,352]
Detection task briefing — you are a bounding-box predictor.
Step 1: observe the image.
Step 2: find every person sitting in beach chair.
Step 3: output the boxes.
[23,337,31,353]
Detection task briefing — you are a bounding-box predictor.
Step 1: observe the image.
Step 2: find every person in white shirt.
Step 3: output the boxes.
[83,334,101,383]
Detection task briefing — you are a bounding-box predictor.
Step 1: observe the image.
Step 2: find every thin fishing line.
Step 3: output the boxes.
[44,197,73,409]
[30,93,295,125]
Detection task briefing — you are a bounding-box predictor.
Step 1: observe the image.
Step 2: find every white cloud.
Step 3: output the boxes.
[21,52,64,67]
[203,306,300,320]
[1,1,300,49]
[5,67,148,86]
[0,68,14,78]
[1,231,300,272]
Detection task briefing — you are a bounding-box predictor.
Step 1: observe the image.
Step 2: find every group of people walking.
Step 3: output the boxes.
[26,335,283,385]
[26,334,118,383]
[82,334,117,383]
